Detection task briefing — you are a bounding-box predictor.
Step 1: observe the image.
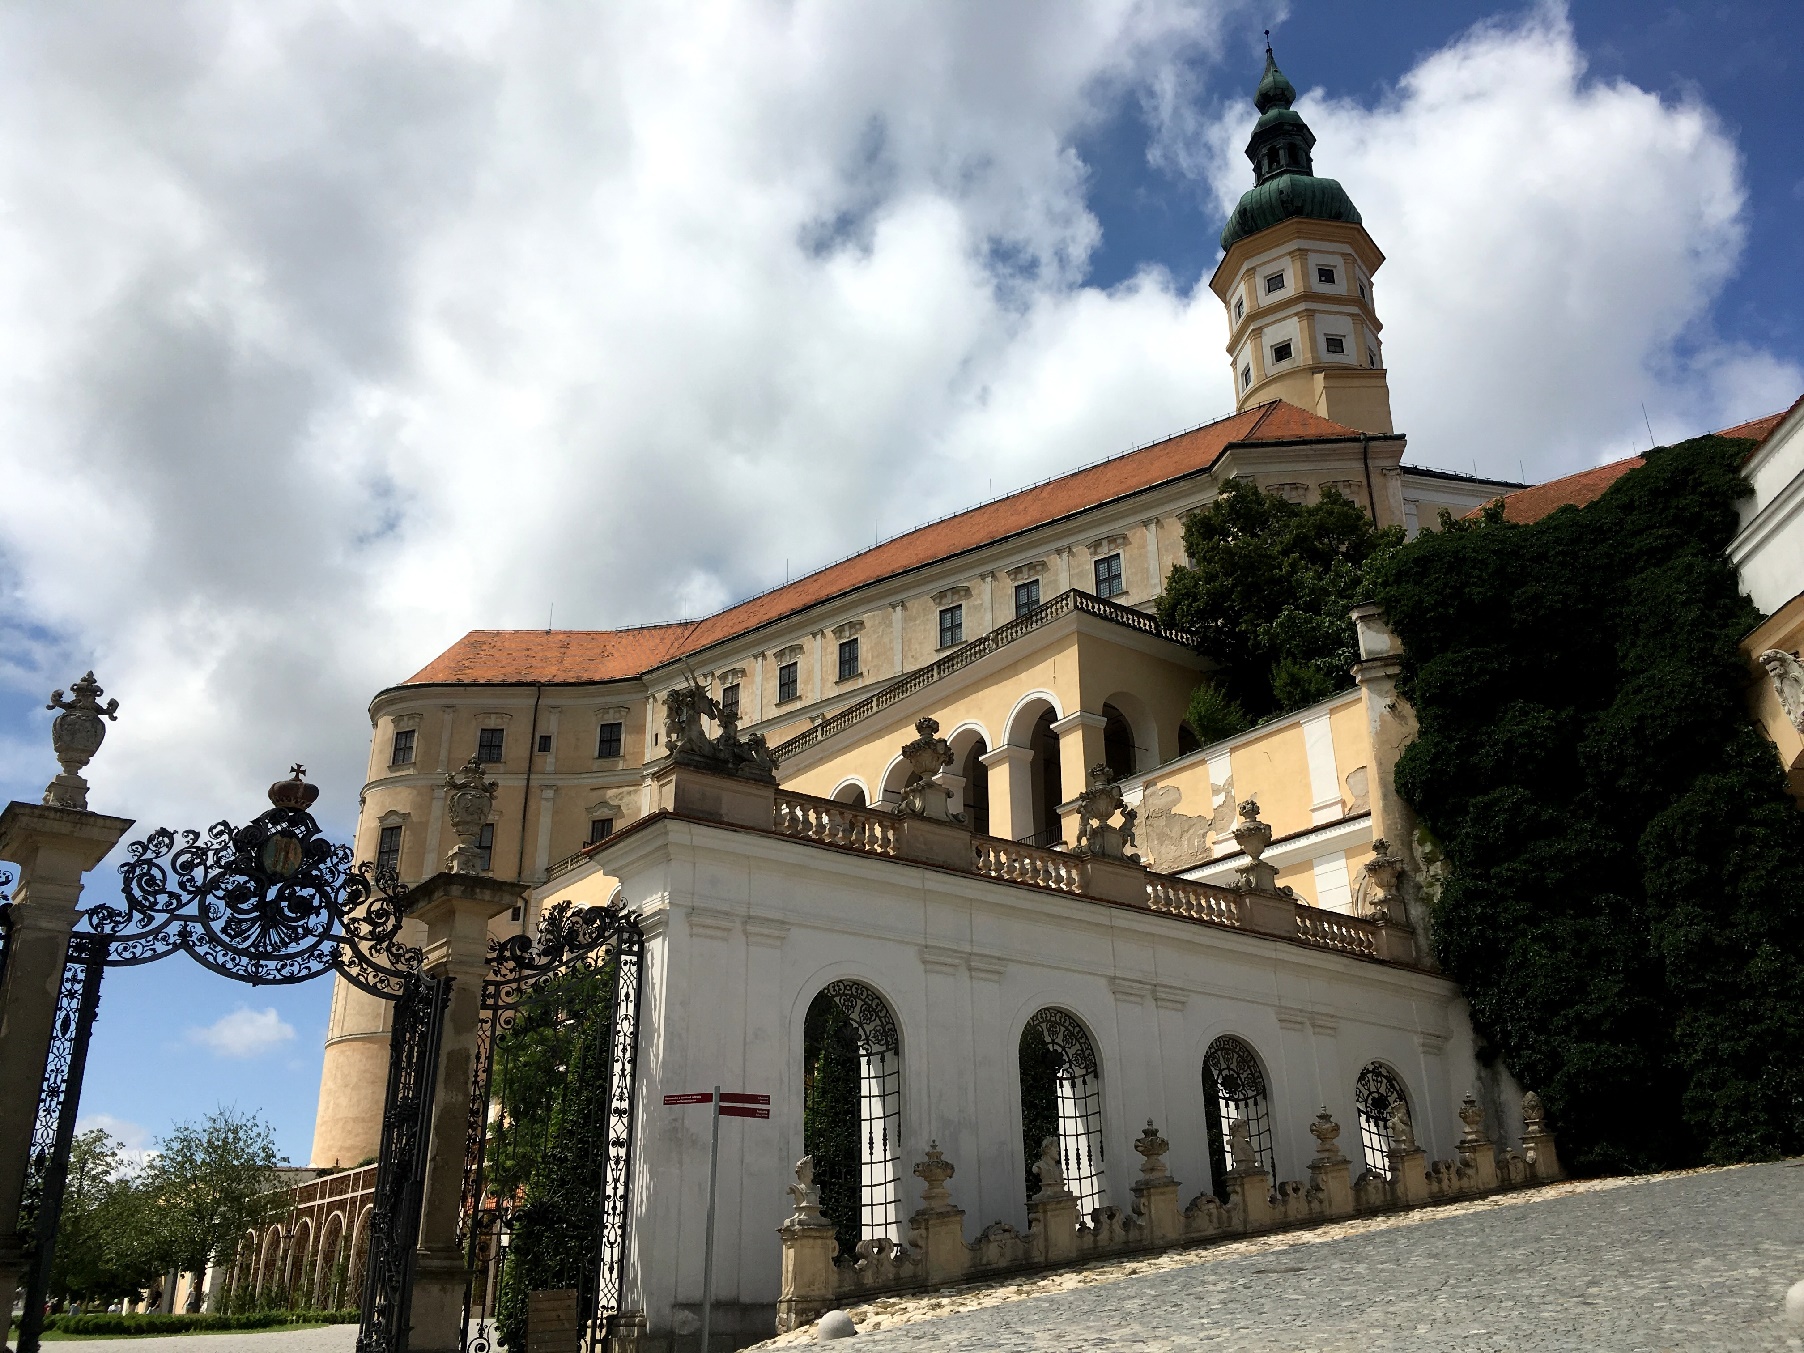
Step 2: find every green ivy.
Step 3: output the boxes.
[1375,434,1804,1172]
[801,997,861,1258]
[1017,1028,1060,1202]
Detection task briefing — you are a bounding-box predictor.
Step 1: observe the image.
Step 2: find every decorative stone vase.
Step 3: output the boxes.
[443,754,498,873]
[44,671,119,811]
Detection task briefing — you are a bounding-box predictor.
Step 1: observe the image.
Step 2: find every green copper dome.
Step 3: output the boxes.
[1220,45,1362,251]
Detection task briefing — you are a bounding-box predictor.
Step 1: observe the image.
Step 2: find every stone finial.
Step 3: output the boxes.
[1031,1137,1071,1201]
[1521,1091,1546,1134]
[1308,1108,1345,1165]
[1457,1094,1489,1148]
[1387,1100,1417,1152]
[1758,649,1804,733]
[44,671,119,811]
[1133,1121,1170,1178]
[895,717,957,821]
[1072,764,1139,861]
[1230,799,1279,893]
[784,1155,831,1229]
[913,1141,957,1212]
[1227,1117,1258,1174]
[1358,838,1406,922]
[443,754,499,873]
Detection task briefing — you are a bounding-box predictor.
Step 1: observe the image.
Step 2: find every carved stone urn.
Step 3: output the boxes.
[44,671,119,811]
[443,754,498,873]
[1231,799,1279,893]
[1308,1108,1345,1165]
[913,1141,958,1213]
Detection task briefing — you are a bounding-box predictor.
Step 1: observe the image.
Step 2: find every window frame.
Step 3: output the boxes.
[837,637,860,682]
[1013,579,1041,618]
[1316,265,1336,285]
[1264,270,1285,295]
[475,822,495,873]
[1271,339,1293,365]
[376,824,403,876]
[595,721,624,759]
[721,682,740,720]
[476,727,505,765]
[1234,295,1245,322]
[588,817,614,846]
[777,661,799,703]
[937,604,963,649]
[1240,364,1252,390]
[389,728,416,767]
[1324,333,1346,355]
[1093,553,1125,600]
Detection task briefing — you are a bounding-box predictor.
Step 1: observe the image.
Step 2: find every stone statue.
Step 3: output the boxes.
[1133,1121,1170,1178]
[1226,1117,1258,1174]
[44,671,118,811]
[1457,1094,1489,1149]
[913,1141,957,1212]
[1521,1090,1547,1135]
[1308,1108,1345,1165]
[443,754,498,873]
[1758,649,1804,733]
[785,1155,831,1229]
[1072,764,1138,860]
[1387,1099,1417,1153]
[662,679,780,783]
[1031,1137,1070,1201]
[894,718,957,821]
[1356,838,1405,922]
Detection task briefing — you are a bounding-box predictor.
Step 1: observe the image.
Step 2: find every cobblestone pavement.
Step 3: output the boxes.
[46,1323,358,1353]
[766,1162,1804,1352]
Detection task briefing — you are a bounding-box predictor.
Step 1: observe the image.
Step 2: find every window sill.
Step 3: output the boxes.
[592,756,625,768]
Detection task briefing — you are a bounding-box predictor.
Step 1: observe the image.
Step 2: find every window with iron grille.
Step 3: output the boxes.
[721,683,740,719]
[589,817,614,846]
[837,638,859,681]
[777,661,799,703]
[475,822,495,872]
[1202,1036,1275,1197]
[1093,553,1124,599]
[596,721,623,759]
[802,980,903,1252]
[389,728,416,767]
[938,605,963,649]
[1354,1061,1411,1178]
[477,727,505,764]
[376,825,402,876]
[1014,579,1041,617]
[1019,1008,1106,1217]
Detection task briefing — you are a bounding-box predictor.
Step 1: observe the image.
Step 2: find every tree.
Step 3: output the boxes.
[143,1108,284,1310]
[1159,479,1402,723]
[50,1130,160,1308]
[801,996,860,1258]
[1375,433,1804,1172]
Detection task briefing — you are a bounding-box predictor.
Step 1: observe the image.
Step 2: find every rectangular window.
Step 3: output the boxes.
[536,733,552,754]
[1368,346,1379,368]
[589,817,614,846]
[1234,296,1244,321]
[837,637,860,681]
[476,727,505,764]
[777,661,799,703]
[722,683,740,719]
[1093,553,1124,599]
[376,825,402,876]
[390,728,416,767]
[1271,340,1293,364]
[595,721,623,759]
[1324,334,1345,355]
[1317,265,1337,285]
[1240,364,1252,390]
[1358,279,1368,300]
[1264,271,1285,294]
[938,604,963,649]
[1014,579,1041,617]
[475,823,495,873]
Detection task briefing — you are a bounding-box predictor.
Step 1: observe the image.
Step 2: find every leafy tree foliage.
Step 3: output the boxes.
[49,1130,160,1307]
[801,996,860,1259]
[1016,1028,1061,1202]
[1375,434,1804,1172]
[1160,479,1401,723]
[143,1108,283,1311]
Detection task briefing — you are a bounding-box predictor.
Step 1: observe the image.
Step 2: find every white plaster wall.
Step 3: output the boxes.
[1732,405,1804,615]
[592,817,1494,1341]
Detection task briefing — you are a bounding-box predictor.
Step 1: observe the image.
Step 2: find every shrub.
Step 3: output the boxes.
[25,1309,358,1335]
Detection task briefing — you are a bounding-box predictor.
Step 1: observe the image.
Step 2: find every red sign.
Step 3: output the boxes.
[719,1092,770,1105]
[663,1093,713,1105]
[719,1106,771,1119]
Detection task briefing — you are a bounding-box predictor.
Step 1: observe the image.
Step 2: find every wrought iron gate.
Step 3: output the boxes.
[356,972,451,1353]
[457,902,644,1353]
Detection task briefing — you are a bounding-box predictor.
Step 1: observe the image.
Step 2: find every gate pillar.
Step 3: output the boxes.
[403,873,526,1353]
[0,803,132,1349]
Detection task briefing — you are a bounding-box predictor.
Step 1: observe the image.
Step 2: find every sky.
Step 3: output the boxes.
[0,0,1797,1163]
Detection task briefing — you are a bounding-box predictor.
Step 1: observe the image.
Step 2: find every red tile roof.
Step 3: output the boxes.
[1468,406,1795,526]
[401,401,1370,688]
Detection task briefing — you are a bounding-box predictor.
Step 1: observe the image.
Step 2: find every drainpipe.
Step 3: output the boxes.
[513,684,544,897]
[1359,434,1378,527]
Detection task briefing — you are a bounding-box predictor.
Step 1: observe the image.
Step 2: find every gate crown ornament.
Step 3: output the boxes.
[44,671,118,811]
[443,755,498,873]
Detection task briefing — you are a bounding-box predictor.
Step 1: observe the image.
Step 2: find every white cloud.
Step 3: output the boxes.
[0,0,1792,844]
[187,1006,297,1058]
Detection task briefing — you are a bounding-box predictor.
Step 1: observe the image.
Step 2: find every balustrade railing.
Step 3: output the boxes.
[971,838,1084,893]
[1145,877,1244,928]
[774,793,898,856]
[1294,908,1381,958]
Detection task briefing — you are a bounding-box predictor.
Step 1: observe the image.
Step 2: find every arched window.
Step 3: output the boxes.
[960,736,990,836]
[1029,710,1063,845]
[1019,1009,1106,1215]
[802,980,902,1254]
[1101,704,1136,781]
[1202,1036,1275,1196]
[1354,1062,1412,1178]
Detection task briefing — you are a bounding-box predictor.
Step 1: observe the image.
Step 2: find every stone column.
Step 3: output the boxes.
[0,803,133,1340]
[402,872,526,1353]
[978,746,1033,842]
[1049,712,1106,840]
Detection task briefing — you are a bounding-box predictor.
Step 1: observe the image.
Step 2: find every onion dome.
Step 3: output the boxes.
[1220,44,1363,251]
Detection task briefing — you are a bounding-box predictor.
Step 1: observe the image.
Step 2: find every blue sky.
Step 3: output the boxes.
[0,0,1797,1164]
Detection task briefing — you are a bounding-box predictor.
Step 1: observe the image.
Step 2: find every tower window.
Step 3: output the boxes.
[1271,340,1293,364]
[1241,364,1252,390]
[389,728,416,767]
[938,604,963,649]
[376,824,402,876]
[477,727,505,764]
[1264,272,1286,295]
[837,638,860,681]
[596,721,623,759]
[1234,296,1245,321]
[1317,266,1336,285]
[1368,346,1379,368]
[1358,280,1368,300]
[777,661,799,703]
[1014,579,1041,617]
[1324,334,1346,355]
[1093,553,1124,599]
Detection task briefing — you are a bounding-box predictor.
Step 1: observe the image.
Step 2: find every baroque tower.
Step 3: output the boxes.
[1209,44,1394,434]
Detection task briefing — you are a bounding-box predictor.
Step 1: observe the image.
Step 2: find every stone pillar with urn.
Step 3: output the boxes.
[402,758,529,1353]
[0,675,133,1346]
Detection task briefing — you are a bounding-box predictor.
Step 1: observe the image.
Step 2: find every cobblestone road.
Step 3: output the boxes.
[786,1162,1804,1352]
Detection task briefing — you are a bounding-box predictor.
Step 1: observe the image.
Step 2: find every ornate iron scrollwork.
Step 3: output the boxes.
[93,767,421,997]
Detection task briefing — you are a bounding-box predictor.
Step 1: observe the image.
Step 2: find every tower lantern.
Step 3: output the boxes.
[1209,43,1394,434]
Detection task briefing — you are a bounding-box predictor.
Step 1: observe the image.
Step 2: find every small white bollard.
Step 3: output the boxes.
[1784,1279,1804,1324]
[816,1310,858,1340]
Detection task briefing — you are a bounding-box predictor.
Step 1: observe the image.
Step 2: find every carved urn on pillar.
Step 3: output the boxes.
[443,754,498,873]
[1231,799,1279,893]
[44,672,119,811]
